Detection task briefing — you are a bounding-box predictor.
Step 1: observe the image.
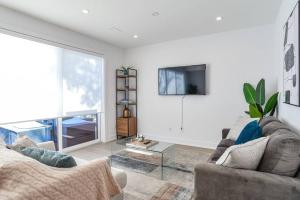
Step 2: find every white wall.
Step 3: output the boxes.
[275,0,300,133]
[125,25,278,148]
[0,6,124,142]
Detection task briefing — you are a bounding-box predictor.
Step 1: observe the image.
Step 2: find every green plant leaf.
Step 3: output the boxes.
[256,79,265,105]
[249,104,263,118]
[244,111,250,115]
[256,104,264,116]
[243,83,256,104]
[264,92,279,115]
[270,102,278,116]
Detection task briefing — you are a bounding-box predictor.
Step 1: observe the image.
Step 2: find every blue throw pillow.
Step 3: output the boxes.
[235,120,262,145]
[12,146,77,168]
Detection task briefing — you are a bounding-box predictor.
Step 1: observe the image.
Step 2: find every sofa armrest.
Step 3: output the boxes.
[37,141,56,151]
[222,128,230,139]
[194,162,300,200]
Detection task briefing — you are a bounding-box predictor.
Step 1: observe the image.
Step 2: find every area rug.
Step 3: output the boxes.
[110,154,158,173]
[150,183,193,200]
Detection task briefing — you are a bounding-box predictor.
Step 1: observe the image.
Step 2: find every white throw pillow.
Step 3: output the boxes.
[227,116,259,140]
[216,137,269,170]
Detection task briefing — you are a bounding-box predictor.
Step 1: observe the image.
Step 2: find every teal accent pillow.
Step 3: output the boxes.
[235,121,262,145]
[13,146,77,168]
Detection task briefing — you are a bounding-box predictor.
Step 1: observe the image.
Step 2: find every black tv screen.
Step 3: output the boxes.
[158,64,206,95]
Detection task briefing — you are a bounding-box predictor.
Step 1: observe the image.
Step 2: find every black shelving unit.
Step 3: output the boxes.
[116,69,137,139]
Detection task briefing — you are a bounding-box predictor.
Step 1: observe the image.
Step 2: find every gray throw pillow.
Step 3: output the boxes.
[208,139,235,163]
[261,121,291,136]
[12,146,77,168]
[259,116,280,128]
[258,131,300,177]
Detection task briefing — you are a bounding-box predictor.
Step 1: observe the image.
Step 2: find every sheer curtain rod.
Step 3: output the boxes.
[0,26,104,56]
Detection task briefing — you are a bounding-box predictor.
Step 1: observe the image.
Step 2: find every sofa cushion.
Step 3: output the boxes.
[13,135,38,148]
[235,121,262,145]
[217,139,235,148]
[227,116,259,140]
[216,137,269,170]
[261,121,291,136]
[208,139,235,163]
[258,131,300,177]
[12,146,77,168]
[259,116,280,128]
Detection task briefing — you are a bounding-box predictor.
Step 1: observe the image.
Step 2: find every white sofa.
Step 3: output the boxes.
[37,141,127,200]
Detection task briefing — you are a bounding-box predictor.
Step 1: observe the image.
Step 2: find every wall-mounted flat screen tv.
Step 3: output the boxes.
[158,64,206,95]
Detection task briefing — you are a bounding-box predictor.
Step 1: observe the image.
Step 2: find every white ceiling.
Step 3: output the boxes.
[0,0,282,48]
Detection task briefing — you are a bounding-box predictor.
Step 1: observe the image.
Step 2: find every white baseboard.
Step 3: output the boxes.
[142,134,217,149]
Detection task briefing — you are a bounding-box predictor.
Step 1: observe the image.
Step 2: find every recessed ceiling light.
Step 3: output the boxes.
[133,35,139,39]
[216,16,222,21]
[82,9,89,14]
[152,12,160,17]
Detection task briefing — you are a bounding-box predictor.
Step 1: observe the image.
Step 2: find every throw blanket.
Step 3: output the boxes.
[0,147,121,200]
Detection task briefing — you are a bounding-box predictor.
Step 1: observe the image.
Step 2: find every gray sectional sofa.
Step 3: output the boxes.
[194,117,300,200]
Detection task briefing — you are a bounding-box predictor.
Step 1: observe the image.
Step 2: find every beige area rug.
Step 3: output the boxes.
[150,183,192,200]
[123,170,193,200]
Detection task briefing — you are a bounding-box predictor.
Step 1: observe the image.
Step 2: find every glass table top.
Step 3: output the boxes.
[113,138,174,153]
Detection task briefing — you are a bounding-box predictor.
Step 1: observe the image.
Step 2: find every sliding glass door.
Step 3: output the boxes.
[0,31,104,150]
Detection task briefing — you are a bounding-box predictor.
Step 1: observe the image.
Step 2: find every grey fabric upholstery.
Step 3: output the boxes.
[259,116,280,128]
[222,128,230,139]
[261,121,291,136]
[194,117,300,200]
[217,139,235,148]
[208,139,235,163]
[194,162,300,200]
[258,130,300,177]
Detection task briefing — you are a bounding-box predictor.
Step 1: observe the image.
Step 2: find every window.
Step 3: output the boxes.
[62,114,98,148]
[0,32,103,149]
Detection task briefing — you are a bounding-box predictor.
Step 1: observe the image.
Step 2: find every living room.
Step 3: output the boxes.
[0,0,299,200]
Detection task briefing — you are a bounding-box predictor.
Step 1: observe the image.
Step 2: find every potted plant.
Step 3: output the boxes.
[243,78,279,119]
[119,66,133,76]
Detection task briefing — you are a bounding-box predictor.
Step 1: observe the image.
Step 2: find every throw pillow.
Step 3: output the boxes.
[12,146,77,168]
[208,139,235,163]
[258,131,300,177]
[216,137,269,170]
[227,116,259,141]
[235,121,262,145]
[261,121,291,136]
[14,135,38,148]
[259,116,280,128]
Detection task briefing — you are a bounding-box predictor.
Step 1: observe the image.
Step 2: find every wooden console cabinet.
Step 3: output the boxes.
[116,117,137,137]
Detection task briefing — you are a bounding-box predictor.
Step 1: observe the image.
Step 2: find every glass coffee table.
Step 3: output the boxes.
[110,138,175,180]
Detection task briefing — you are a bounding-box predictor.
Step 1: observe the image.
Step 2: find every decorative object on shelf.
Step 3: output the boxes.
[137,134,145,142]
[123,107,131,118]
[119,66,133,76]
[116,67,137,138]
[243,78,279,119]
[283,2,300,106]
[119,99,135,104]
